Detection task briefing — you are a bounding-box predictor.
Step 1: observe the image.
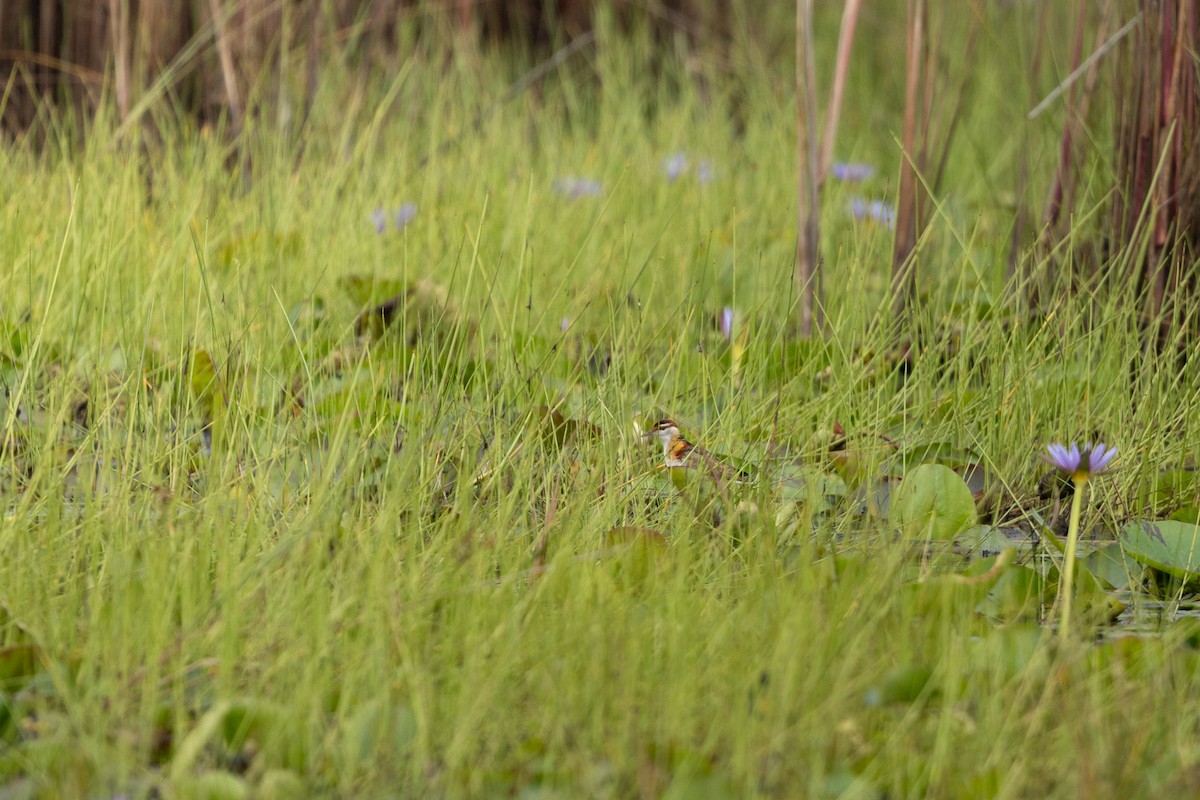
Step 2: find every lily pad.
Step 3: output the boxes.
[1120,520,1200,582]
[536,406,601,450]
[1082,542,1145,591]
[863,664,933,707]
[890,464,976,541]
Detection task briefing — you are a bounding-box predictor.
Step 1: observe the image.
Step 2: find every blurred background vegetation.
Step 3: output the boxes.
[1,1,1196,338]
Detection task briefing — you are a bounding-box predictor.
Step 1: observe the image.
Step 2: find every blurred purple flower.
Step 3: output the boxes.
[831,162,875,182]
[1045,441,1117,481]
[662,152,688,182]
[698,159,716,184]
[561,316,571,333]
[554,177,603,199]
[370,208,388,234]
[848,197,896,229]
[394,203,418,230]
[719,306,734,342]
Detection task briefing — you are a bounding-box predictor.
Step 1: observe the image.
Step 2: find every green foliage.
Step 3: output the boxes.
[890,464,977,541]
[1121,521,1200,583]
[0,11,1198,799]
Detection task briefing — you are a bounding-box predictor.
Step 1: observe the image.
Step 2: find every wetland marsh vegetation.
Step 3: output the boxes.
[2,3,1200,797]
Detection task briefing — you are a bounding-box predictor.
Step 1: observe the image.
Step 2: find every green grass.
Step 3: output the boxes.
[3,11,1200,799]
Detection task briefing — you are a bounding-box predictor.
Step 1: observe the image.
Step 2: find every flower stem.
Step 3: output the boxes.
[1059,478,1086,643]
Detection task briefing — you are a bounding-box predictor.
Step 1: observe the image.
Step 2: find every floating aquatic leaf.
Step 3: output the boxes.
[536,406,601,450]
[189,349,222,421]
[172,771,249,800]
[258,770,307,800]
[957,525,1031,558]
[890,464,976,541]
[0,319,27,367]
[337,275,408,310]
[910,548,1016,617]
[976,564,1048,622]
[604,527,668,585]
[349,277,470,348]
[1081,542,1146,591]
[0,645,40,690]
[342,699,416,767]
[1172,507,1200,524]
[1120,520,1200,582]
[967,626,1044,677]
[819,770,882,800]
[893,441,977,473]
[662,772,739,800]
[864,664,933,707]
[1136,468,1200,509]
[605,527,667,548]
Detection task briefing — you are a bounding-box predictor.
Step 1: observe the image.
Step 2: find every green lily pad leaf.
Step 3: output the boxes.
[175,770,249,800]
[775,465,846,509]
[1136,469,1200,510]
[0,646,40,690]
[819,770,882,800]
[220,700,281,752]
[957,525,1031,558]
[1081,543,1145,591]
[891,464,976,540]
[910,549,1016,616]
[662,772,739,800]
[958,462,992,501]
[894,441,976,472]
[968,626,1045,676]
[536,406,601,450]
[605,527,667,548]
[1120,520,1200,581]
[189,349,223,420]
[863,664,933,707]
[257,769,306,800]
[337,274,406,309]
[977,563,1048,622]
[1171,507,1200,525]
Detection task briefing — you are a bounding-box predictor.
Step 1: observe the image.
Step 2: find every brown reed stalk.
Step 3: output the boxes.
[794,0,821,338]
[1107,0,1199,343]
[207,0,244,134]
[891,0,924,320]
[108,0,132,122]
[818,0,862,185]
[890,1,979,322]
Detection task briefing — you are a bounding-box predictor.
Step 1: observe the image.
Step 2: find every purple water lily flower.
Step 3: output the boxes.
[831,162,875,182]
[719,307,734,342]
[662,152,688,182]
[848,198,896,229]
[370,208,388,234]
[1045,441,1117,481]
[554,177,603,199]
[394,203,418,230]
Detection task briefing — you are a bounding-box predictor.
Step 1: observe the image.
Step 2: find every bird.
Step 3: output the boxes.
[642,418,752,488]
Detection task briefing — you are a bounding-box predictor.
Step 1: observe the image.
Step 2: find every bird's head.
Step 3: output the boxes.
[643,418,682,446]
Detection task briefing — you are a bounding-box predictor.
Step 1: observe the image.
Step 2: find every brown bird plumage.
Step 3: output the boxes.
[643,418,750,485]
